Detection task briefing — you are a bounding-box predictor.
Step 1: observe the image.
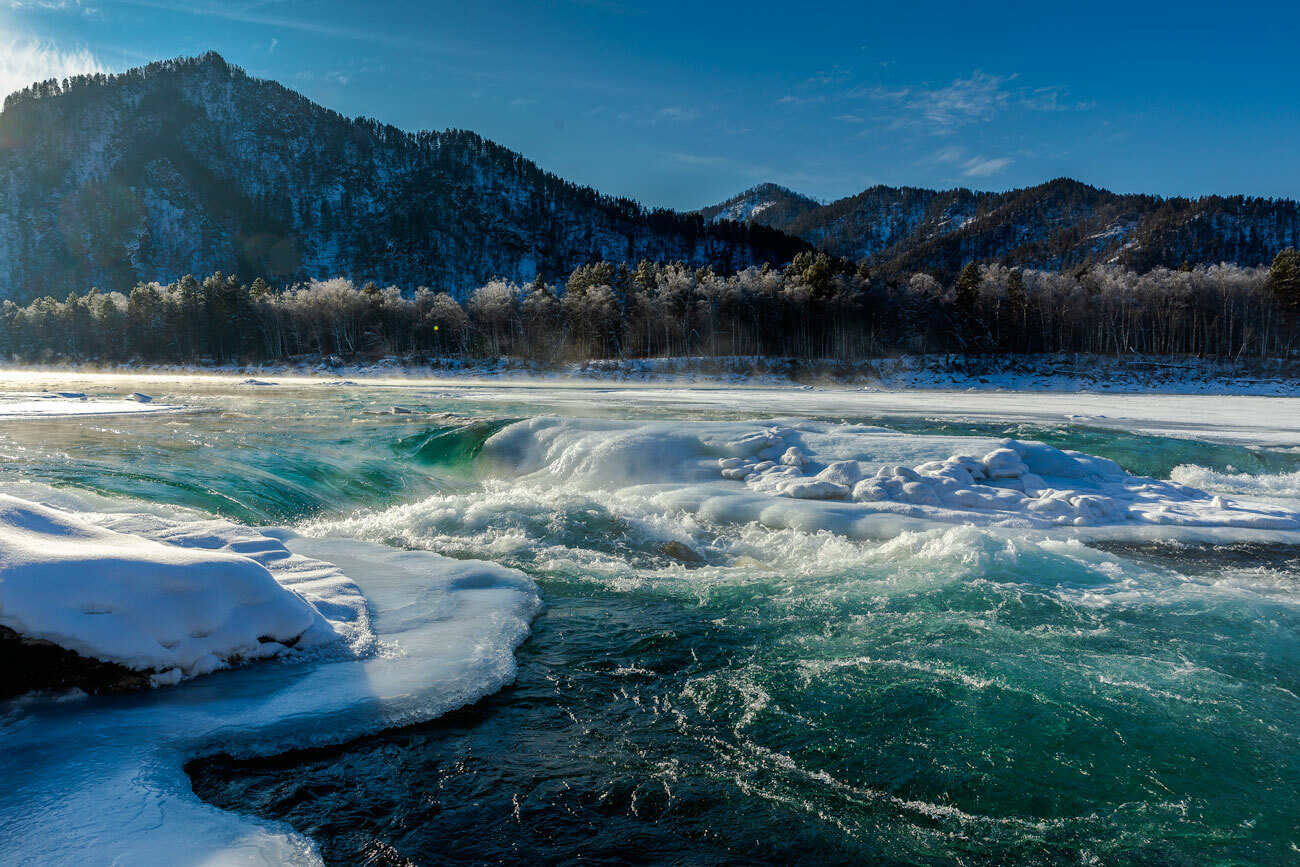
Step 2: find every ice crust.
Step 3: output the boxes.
[0,496,367,681]
[481,417,1300,537]
[0,491,541,866]
[0,391,183,418]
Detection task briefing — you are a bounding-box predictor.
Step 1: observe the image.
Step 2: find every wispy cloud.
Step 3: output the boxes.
[650,105,700,123]
[961,155,1013,177]
[4,0,96,11]
[805,65,851,87]
[921,146,1012,178]
[862,71,1087,134]
[293,68,352,88]
[0,37,108,103]
[775,94,823,107]
[867,71,1013,130]
[930,145,967,164]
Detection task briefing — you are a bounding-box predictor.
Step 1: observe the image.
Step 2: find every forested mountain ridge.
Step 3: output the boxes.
[0,52,804,302]
[703,178,1300,276]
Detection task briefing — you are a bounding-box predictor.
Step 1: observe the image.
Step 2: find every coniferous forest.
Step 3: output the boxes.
[1,53,1298,367]
[3,251,1296,365]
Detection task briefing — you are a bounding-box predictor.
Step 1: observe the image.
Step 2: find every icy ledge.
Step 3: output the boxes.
[725,435,1300,531]
[0,495,541,866]
[0,495,373,688]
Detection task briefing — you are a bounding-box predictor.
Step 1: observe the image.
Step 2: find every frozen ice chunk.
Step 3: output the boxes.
[782,479,851,500]
[852,480,889,502]
[982,448,1029,479]
[816,460,864,487]
[898,481,943,507]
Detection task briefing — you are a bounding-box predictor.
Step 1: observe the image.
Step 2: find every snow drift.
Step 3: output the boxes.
[0,495,369,686]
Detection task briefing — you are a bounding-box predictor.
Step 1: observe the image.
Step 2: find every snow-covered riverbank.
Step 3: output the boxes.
[1,352,1296,395]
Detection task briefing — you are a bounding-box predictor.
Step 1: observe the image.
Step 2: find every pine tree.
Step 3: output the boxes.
[1268,248,1300,315]
[1006,268,1028,351]
[955,262,981,349]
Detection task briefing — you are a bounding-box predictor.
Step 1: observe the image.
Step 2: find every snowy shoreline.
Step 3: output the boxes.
[0,352,1295,396]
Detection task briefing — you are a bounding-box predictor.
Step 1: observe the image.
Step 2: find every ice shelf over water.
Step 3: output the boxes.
[0,489,541,866]
[0,496,370,682]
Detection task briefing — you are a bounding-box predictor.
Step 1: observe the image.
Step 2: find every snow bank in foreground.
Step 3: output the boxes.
[0,489,540,866]
[480,418,1300,539]
[0,496,370,684]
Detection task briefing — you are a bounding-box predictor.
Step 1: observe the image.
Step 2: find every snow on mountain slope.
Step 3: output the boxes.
[0,53,804,301]
[700,178,1300,276]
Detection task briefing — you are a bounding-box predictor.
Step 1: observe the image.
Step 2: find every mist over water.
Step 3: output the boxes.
[4,383,1299,865]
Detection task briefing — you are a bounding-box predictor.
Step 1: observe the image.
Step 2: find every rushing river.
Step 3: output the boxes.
[2,379,1299,865]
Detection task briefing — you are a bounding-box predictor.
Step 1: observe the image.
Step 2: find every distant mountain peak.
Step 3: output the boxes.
[699,177,1300,275]
[699,183,822,227]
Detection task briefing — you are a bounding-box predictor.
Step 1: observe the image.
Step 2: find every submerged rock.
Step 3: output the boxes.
[658,540,706,564]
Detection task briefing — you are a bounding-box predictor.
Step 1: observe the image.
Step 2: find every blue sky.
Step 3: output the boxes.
[3,1,1299,209]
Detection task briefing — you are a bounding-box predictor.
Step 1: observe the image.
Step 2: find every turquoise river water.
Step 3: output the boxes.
[2,382,1298,866]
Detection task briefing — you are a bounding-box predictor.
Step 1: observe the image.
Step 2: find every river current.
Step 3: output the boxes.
[2,380,1298,865]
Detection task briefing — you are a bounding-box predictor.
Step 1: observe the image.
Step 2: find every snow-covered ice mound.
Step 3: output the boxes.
[0,489,540,866]
[0,496,366,686]
[731,437,1299,530]
[479,417,1300,539]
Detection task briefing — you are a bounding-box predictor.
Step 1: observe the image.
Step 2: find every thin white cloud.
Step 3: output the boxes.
[930,145,966,164]
[0,37,108,103]
[651,105,700,123]
[962,155,1013,177]
[868,71,1012,130]
[860,70,1086,135]
[4,1,95,10]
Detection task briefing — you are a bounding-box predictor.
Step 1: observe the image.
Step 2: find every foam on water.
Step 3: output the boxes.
[470,417,1300,541]
[1170,464,1300,501]
[221,510,1300,863]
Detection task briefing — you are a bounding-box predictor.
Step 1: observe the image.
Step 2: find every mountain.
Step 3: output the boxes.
[701,177,1300,276]
[697,183,822,227]
[0,53,805,302]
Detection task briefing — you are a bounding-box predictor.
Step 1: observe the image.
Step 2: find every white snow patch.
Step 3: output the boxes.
[0,495,370,681]
[0,391,183,418]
